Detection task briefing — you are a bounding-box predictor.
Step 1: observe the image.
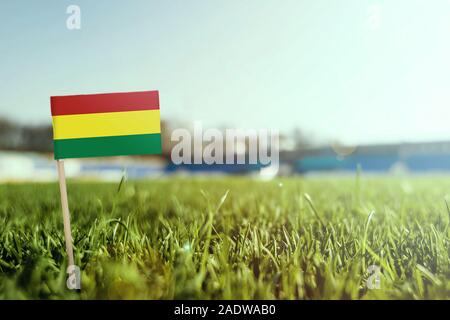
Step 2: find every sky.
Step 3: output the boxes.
[1,0,450,145]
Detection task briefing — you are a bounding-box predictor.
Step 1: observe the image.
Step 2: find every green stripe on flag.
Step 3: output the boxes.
[54,133,162,159]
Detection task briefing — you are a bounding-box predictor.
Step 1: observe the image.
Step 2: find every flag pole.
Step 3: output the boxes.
[56,159,75,266]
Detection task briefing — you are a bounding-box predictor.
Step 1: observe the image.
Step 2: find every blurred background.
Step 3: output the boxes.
[2,0,450,181]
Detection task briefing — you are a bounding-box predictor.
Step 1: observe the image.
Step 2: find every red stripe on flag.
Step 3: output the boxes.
[51,91,159,116]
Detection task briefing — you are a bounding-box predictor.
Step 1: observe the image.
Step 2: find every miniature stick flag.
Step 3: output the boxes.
[50,90,162,271]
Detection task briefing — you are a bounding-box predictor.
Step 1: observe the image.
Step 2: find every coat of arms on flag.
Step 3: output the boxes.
[51,90,162,159]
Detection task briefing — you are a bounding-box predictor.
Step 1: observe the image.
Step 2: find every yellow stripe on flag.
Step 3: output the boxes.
[52,109,161,140]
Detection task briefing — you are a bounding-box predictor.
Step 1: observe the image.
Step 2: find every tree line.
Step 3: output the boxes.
[0,117,314,155]
[0,118,53,152]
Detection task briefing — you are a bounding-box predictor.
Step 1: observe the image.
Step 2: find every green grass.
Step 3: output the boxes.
[0,177,449,299]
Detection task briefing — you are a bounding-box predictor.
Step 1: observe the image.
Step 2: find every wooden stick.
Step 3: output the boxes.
[56,160,75,266]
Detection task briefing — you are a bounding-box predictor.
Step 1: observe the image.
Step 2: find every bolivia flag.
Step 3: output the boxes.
[51,91,162,159]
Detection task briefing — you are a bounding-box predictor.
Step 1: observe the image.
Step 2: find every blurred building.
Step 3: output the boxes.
[0,151,165,182]
[284,141,450,174]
